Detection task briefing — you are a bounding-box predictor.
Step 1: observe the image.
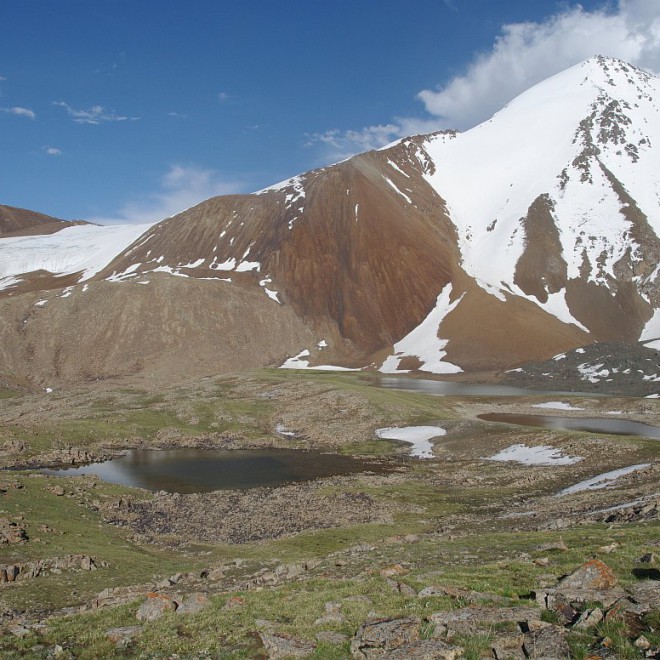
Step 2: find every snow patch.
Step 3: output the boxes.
[558,464,651,495]
[381,283,463,374]
[375,426,446,459]
[0,223,153,283]
[487,444,582,466]
[532,401,584,411]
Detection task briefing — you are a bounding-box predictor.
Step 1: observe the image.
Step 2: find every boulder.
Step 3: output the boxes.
[523,624,570,659]
[556,559,616,590]
[135,593,177,621]
[428,606,541,636]
[259,632,316,659]
[176,592,210,615]
[350,616,420,658]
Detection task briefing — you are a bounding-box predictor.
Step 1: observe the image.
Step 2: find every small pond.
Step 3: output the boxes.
[45,448,388,494]
[478,413,660,439]
[371,376,597,398]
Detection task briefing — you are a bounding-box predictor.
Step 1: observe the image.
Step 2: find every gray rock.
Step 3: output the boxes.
[536,540,569,552]
[630,579,660,610]
[492,630,525,659]
[523,624,570,659]
[350,616,420,658]
[176,592,210,615]
[259,632,316,659]
[573,607,603,629]
[429,606,541,636]
[384,639,464,659]
[135,593,177,621]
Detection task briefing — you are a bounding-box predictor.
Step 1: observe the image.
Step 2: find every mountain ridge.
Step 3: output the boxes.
[1,56,659,387]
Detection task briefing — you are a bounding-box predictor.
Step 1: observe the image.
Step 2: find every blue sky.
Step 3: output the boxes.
[1,0,659,224]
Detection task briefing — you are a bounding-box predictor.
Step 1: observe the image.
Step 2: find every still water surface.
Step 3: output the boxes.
[47,448,386,494]
[371,376,597,397]
[478,413,660,439]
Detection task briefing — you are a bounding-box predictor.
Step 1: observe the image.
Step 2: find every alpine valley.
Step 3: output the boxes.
[0,57,658,659]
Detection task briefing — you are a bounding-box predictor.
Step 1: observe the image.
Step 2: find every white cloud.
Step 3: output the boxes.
[54,101,139,124]
[217,92,231,103]
[417,0,660,130]
[44,146,62,156]
[305,124,402,161]
[1,106,36,119]
[89,164,245,225]
[310,1,660,160]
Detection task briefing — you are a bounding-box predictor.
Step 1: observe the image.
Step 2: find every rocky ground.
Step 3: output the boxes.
[503,340,660,396]
[0,369,657,658]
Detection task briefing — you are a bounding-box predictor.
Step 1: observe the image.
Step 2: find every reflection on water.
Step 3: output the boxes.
[479,413,660,439]
[45,449,386,494]
[371,376,589,397]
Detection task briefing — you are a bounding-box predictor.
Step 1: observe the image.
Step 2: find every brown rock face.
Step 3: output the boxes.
[0,204,84,237]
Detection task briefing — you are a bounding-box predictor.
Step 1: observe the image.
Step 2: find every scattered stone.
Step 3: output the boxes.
[177,592,210,615]
[534,557,550,567]
[379,564,408,578]
[0,518,28,544]
[403,534,420,543]
[259,632,316,659]
[635,635,651,650]
[349,543,375,554]
[254,619,277,631]
[574,607,604,629]
[205,567,225,581]
[536,540,569,552]
[598,543,618,554]
[135,593,177,621]
[7,623,31,637]
[556,559,617,590]
[105,626,141,647]
[637,552,656,564]
[350,616,420,658]
[385,578,417,597]
[46,485,66,497]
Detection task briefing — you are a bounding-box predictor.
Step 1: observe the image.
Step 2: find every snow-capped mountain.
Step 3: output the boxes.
[1,56,659,386]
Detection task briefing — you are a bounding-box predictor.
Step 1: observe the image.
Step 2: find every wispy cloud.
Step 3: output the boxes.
[53,101,139,125]
[43,146,62,156]
[309,0,660,161]
[217,91,232,103]
[1,106,36,119]
[168,111,187,119]
[90,164,245,225]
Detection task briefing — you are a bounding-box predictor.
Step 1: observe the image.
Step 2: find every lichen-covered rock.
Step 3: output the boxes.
[135,593,176,621]
[259,632,316,659]
[556,559,616,590]
[176,592,210,615]
[350,617,420,658]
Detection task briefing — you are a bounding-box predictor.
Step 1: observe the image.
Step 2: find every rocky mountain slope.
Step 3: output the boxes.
[0,204,85,238]
[1,56,659,386]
